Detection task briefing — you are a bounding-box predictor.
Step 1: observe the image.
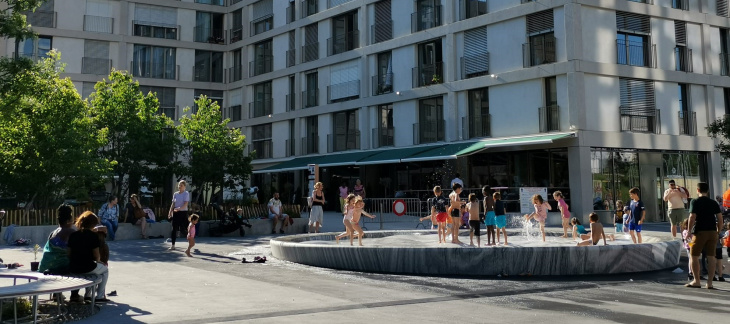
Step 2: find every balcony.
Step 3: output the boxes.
[538,105,560,133]
[228,65,242,83]
[461,52,489,79]
[249,99,272,119]
[302,42,319,63]
[678,111,696,136]
[372,73,394,96]
[26,10,56,28]
[370,20,393,44]
[81,57,111,75]
[523,36,556,68]
[249,55,273,77]
[195,0,224,5]
[674,47,692,72]
[328,30,359,56]
[193,65,223,83]
[620,106,660,133]
[463,115,491,139]
[413,120,444,145]
[229,105,242,122]
[719,0,729,17]
[459,0,487,21]
[411,6,442,33]
[84,15,113,33]
[285,139,296,157]
[301,0,318,18]
[286,48,296,67]
[372,127,394,148]
[131,61,178,80]
[158,106,177,121]
[328,131,360,153]
[616,39,656,68]
[302,88,318,108]
[301,135,319,155]
[328,80,360,103]
[133,21,179,40]
[286,4,296,23]
[286,94,295,112]
[229,27,243,43]
[194,27,224,44]
[250,15,273,36]
[253,140,272,160]
[412,62,443,88]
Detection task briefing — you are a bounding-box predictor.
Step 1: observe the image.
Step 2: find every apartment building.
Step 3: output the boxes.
[8,0,730,221]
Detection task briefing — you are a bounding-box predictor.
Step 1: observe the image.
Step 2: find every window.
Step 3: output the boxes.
[678,84,689,113]
[540,77,559,132]
[616,12,653,68]
[287,31,296,67]
[677,83,695,135]
[724,88,730,116]
[412,0,442,33]
[132,45,176,80]
[287,119,296,156]
[133,5,177,39]
[85,0,113,33]
[251,82,272,118]
[25,0,55,28]
[462,27,488,79]
[719,0,729,17]
[304,116,319,154]
[140,86,176,120]
[674,21,691,72]
[468,88,490,138]
[194,50,223,83]
[230,49,242,82]
[251,0,273,36]
[250,40,273,76]
[418,97,444,144]
[230,9,243,43]
[524,10,555,67]
[414,39,443,87]
[722,29,730,75]
[372,0,392,44]
[329,10,358,55]
[328,60,360,103]
[672,0,688,10]
[195,0,224,5]
[374,51,393,95]
[252,124,272,159]
[619,78,658,133]
[377,104,394,147]
[332,110,359,152]
[82,40,110,75]
[460,0,486,20]
[302,0,318,18]
[195,12,224,43]
[193,90,223,114]
[287,75,296,111]
[18,36,52,60]
[304,71,318,108]
[303,23,319,62]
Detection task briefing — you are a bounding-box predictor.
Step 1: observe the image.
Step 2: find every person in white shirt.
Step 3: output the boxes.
[268,192,289,234]
[663,179,688,238]
[451,173,464,189]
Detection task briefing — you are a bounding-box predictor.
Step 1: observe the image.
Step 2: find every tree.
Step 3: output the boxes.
[0,51,110,208]
[88,70,180,199]
[707,116,730,159]
[177,96,253,206]
[0,0,49,98]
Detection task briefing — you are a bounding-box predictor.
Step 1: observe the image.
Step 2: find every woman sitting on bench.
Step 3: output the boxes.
[68,211,110,303]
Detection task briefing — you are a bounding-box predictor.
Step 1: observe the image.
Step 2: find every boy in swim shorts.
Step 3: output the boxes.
[448,183,463,244]
[431,186,449,244]
[494,192,508,245]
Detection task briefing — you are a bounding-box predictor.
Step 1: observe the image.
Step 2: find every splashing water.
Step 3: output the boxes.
[508,215,541,241]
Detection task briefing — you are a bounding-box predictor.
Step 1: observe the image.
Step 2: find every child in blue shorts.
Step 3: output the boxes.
[614,200,625,234]
[482,186,496,246]
[628,187,645,244]
[493,192,507,245]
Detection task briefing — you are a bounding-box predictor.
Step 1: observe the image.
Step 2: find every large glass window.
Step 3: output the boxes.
[591,149,640,211]
[252,124,272,159]
[468,88,489,138]
[332,110,359,152]
[194,50,223,83]
[132,45,176,80]
[18,36,52,60]
[418,96,444,144]
[378,104,394,147]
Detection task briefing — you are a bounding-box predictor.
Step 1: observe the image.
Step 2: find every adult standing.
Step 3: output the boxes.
[686,182,722,289]
[353,179,366,198]
[125,194,148,239]
[338,181,349,213]
[310,182,325,233]
[268,192,289,234]
[98,195,119,241]
[663,180,688,238]
[167,180,190,251]
[68,211,110,303]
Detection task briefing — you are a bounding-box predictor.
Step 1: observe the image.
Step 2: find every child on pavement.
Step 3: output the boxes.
[494,192,508,245]
[628,187,645,244]
[553,191,571,238]
[466,194,481,247]
[185,214,199,257]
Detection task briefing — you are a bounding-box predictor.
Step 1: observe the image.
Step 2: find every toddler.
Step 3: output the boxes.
[185,214,199,257]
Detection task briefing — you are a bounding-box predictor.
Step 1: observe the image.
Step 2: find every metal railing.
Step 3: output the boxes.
[539,105,560,133]
[675,47,693,72]
[301,0,318,18]
[249,54,273,77]
[523,35,556,67]
[286,4,296,23]
[81,57,111,75]
[302,42,319,63]
[328,130,360,153]
[84,15,113,33]
[229,105,242,122]
[302,88,318,108]
[195,0,224,5]
[285,139,296,157]
[327,80,360,103]
[372,73,394,96]
[301,135,319,154]
[228,65,242,83]
[411,6,442,33]
[328,0,354,8]
[328,30,359,56]
[252,140,272,159]
[131,61,178,80]
[370,20,393,44]
[413,120,444,145]
[459,0,488,21]
[722,53,730,76]
[132,21,180,40]
[158,106,177,120]
[616,39,656,68]
[286,48,296,67]
[229,27,243,43]
[412,62,443,87]
[250,14,273,36]
[361,198,428,230]
[194,27,224,44]
[678,110,696,136]
[248,99,272,118]
[372,127,394,148]
[26,10,56,28]
[461,52,489,79]
[620,106,660,133]
[464,114,491,139]
[193,65,224,83]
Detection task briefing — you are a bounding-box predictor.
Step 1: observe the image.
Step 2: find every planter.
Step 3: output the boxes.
[30,261,39,271]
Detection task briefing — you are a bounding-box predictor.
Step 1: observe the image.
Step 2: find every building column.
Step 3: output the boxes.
[709,151,724,197]
[568,144,593,223]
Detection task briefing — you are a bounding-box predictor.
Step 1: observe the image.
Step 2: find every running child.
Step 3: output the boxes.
[524,194,551,242]
[553,191,570,238]
[185,214,199,257]
[628,187,645,244]
[577,213,608,246]
[493,192,508,245]
[483,186,496,246]
[615,200,625,235]
[430,186,449,244]
[350,196,375,246]
[335,194,357,244]
[466,194,481,247]
[448,183,463,244]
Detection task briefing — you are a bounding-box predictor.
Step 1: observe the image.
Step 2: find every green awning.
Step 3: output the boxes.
[253,156,324,173]
[356,145,444,165]
[314,150,383,167]
[400,133,575,163]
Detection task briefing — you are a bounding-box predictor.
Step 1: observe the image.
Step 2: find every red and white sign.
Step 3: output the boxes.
[393,199,406,216]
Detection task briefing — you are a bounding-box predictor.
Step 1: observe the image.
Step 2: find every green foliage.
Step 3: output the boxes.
[1,297,31,318]
[707,116,730,159]
[88,70,180,198]
[178,96,253,205]
[0,0,49,96]
[0,51,109,207]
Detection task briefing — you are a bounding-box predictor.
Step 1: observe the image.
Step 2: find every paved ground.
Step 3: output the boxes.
[1,212,728,324]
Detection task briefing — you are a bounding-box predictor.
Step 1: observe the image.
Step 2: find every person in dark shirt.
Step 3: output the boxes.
[68,211,110,303]
[686,182,722,289]
[493,192,508,245]
[432,186,449,244]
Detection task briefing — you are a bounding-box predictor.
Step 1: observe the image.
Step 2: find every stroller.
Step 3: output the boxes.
[209,203,252,237]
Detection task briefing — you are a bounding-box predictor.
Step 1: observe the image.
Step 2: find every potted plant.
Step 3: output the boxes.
[30,244,40,271]
[431,74,441,84]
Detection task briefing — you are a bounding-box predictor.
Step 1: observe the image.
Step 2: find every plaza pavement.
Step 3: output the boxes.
[0,211,728,324]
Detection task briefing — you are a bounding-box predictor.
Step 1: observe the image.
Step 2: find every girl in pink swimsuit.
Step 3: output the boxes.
[185,214,199,257]
[335,194,357,244]
[524,194,551,242]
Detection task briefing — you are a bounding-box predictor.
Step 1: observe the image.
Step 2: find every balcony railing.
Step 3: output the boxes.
[674,47,692,72]
[249,54,273,77]
[620,106,660,133]
[412,62,443,88]
[413,120,444,145]
[302,42,319,63]
[252,140,273,159]
[302,88,318,108]
[372,73,394,96]
[286,94,295,112]
[229,27,243,43]
[287,4,296,23]
[372,127,394,148]
[678,110,696,136]
[328,130,360,153]
[411,6,442,33]
[616,39,656,68]
[301,135,319,154]
[26,10,56,28]
[131,61,178,80]
[370,20,393,44]
[721,53,730,76]
[229,105,242,122]
[539,105,560,133]
[193,65,223,83]
[328,30,359,56]
[285,139,296,157]
[195,0,224,5]
[81,57,111,75]
[328,80,360,103]
[461,52,489,79]
[523,36,556,67]
[194,27,224,44]
[158,106,177,121]
[673,0,688,10]
[286,48,296,67]
[228,65,242,83]
[328,0,354,8]
[250,15,273,36]
[249,99,272,119]
[459,0,487,21]
[301,0,318,18]
[463,114,491,139]
[84,15,113,33]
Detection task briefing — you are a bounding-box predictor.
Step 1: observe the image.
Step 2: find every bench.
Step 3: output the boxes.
[0,272,102,324]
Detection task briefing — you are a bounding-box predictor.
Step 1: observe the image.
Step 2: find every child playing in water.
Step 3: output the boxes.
[577,213,608,246]
[524,194,551,242]
[185,214,199,257]
[494,192,508,245]
[430,186,449,244]
[483,186,496,246]
[350,196,375,246]
[466,194,481,247]
[614,200,625,235]
[553,191,571,238]
[448,183,463,244]
[335,194,357,244]
[571,217,590,241]
[460,205,470,229]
